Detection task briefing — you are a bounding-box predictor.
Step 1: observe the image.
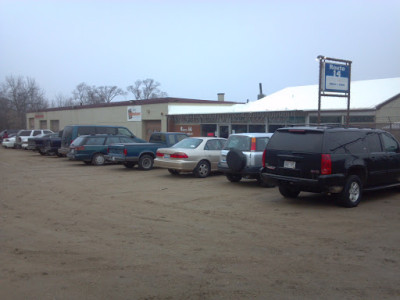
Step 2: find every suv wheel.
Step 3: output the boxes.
[279,185,300,198]
[336,175,362,208]
[226,174,242,182]
[138,154,153,170]
[194,160,210,178]
[226,149,246,172]
[92,153,105,166]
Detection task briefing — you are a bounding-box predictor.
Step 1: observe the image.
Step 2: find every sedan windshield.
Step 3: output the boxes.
[172,138,202,149]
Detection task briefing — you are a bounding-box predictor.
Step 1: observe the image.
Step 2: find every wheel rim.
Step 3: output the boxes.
[349,182,360,202]
[95,155,105,165]
[142,158,151,169]
[198,163,209,177]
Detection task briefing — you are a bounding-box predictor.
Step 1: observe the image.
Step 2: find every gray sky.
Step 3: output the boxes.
[1,0,399,103]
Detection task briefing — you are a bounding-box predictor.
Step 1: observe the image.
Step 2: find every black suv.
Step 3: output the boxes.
[261,126,400,207]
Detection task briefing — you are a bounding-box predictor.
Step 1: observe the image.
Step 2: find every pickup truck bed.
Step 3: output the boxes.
[106,132,188,170]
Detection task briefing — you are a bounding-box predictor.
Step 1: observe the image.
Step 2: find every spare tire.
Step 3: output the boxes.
[226,149,246,172]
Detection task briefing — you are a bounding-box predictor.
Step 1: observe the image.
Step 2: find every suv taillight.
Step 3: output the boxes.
[251,137,256,151]
[262,149,267,167]
[321,154,332,175]
[123,148,128,156]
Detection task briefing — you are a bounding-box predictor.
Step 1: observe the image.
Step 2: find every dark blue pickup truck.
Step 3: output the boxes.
[106,132,188,170]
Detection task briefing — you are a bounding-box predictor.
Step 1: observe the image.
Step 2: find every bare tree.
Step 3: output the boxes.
[51,93,74,107]
[1,75,48,128]
[72,83,126,105]
[72,82,89,105]
[127,79,168,100]
[97,86,126,103]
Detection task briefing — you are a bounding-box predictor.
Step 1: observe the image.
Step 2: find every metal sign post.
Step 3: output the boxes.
[317,56,352,126]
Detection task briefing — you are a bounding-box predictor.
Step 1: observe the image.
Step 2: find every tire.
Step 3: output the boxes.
[194,160,211,178]
[123,162,136,169]
[168,169,180,175]
[138,154,154,170]
[226,173,242,182]
[279,185,300,198]
[336,175,362,208]
[226,149,246,172]
[92,153,106,166]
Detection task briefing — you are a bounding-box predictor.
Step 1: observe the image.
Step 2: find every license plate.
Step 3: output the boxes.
[284,160,296,169]
[112,157,116,161]
[164,154,170,159]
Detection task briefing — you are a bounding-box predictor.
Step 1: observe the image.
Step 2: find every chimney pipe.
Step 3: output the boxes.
[217,93,225,102]
[257,83,266,99]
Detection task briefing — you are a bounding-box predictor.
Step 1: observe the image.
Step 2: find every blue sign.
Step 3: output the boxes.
[323,63,350,93]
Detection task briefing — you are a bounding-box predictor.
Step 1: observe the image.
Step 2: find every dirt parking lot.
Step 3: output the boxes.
[0,147,399,300]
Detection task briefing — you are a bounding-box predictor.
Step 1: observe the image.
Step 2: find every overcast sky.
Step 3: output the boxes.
[1,0,399,103]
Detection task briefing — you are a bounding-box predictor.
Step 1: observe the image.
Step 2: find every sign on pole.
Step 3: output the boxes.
[317,56,352,126]
[322,63,350,93]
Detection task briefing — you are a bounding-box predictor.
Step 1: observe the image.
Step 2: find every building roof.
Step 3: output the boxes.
[241,77,400,112]
[29,97,240,113]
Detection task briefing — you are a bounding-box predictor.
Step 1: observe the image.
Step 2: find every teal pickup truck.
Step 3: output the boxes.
[106,132,188,170]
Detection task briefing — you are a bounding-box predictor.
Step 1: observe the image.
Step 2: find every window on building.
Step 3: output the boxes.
[231,124,247,134]
[201,124,216,137]
[349,116,375,123]
[309,116,342,124]
[249,124,266,133]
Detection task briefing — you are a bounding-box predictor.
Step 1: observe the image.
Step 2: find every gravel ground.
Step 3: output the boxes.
[0,147,399,299]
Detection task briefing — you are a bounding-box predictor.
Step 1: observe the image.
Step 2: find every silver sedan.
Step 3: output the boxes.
[154,137,227,178]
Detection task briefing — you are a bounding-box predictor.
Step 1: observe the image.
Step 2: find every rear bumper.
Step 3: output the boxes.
[260,169,346,193]
[218,163,261,178]
[105,155,138,163]
[154,159,197,172]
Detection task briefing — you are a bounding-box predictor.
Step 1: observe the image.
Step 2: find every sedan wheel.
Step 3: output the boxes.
[194,160,210,178]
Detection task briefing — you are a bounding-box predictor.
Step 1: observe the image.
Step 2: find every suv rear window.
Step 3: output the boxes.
[267,130,323,152]
[224,136,250,151]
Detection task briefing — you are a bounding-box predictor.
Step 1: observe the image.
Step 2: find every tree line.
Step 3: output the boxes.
[0,76,168,129]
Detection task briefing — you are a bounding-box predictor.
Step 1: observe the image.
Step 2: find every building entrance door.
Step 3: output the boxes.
[219,125,229,138]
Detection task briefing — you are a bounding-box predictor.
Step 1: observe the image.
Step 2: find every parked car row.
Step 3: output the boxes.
[3,125,400,207]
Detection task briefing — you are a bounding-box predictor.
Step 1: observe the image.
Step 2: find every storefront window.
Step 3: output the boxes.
[232,124,247,134]
[249,124,266,133]
[201,124,217,137]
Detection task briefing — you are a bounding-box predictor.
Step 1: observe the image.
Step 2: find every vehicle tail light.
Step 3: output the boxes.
[156,151,164,157]
[75,146,85,151]
[171,152,188,159]
[251,137,256,151]
[123,148,128,156]
[262,149,267,167]
[107,147,109,153]
[321,154,332,175]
